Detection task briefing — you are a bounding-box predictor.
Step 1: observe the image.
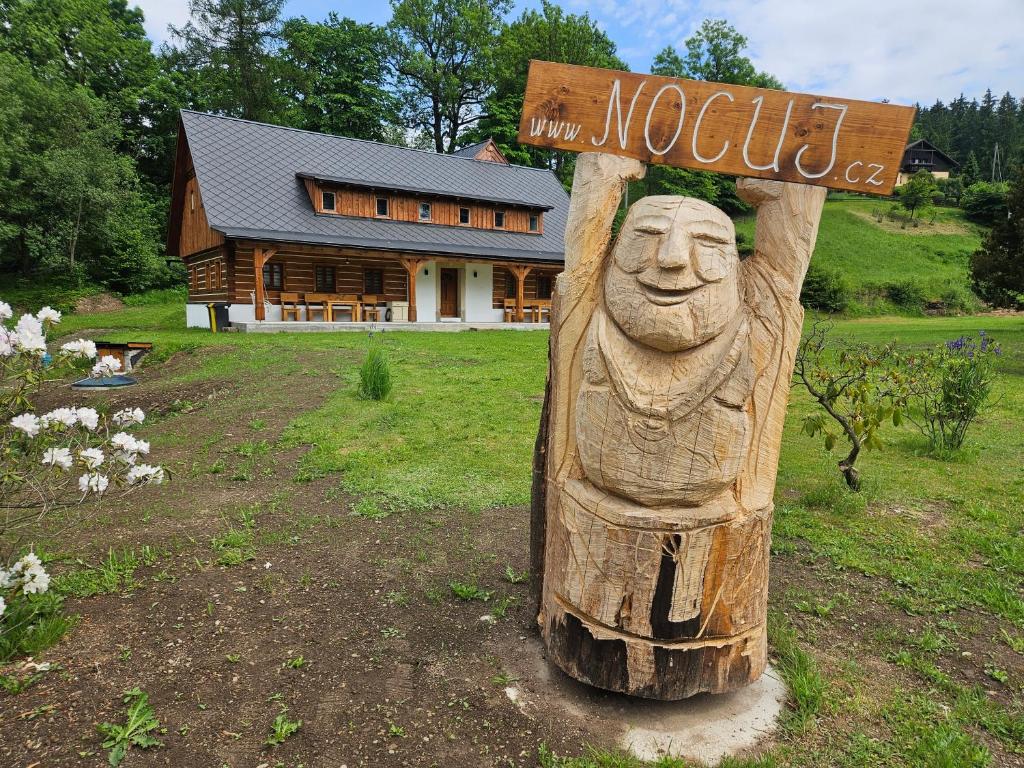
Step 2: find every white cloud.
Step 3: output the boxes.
[566,0,1024,105]
[133,0,190,45]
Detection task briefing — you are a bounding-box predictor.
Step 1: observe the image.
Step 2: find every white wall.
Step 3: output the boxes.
[415,261,437,322]
[464,263,503,322]
[186,303,211,329]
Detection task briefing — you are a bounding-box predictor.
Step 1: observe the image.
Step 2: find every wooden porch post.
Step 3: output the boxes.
[511,265,533,322]
[399,257,425,322]
[252,247,277,321]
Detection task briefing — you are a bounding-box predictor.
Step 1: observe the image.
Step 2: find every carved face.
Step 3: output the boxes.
[604,196,741,352]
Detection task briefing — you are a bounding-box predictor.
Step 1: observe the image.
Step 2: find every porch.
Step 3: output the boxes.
[230,319,550,333]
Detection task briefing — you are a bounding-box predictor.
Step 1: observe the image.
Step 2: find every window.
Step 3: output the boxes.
[315,264,336,292]
[537,274,553,299]
[189,266,197,290]
[376,197,389,217]
[505,270,516,299]
[459,207,470,225]
[363,268,384,295]
[197,266,206,290]
[494,210,505,228]
[419,201,432,221]
[322,191,336,212]
[210,263,220,289]
[262,262,284,289]
[529,213,540,232]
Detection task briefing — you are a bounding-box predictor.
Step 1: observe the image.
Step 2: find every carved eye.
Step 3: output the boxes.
[635,226,667,236]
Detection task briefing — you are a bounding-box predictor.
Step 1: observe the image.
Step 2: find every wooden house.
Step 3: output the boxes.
[167,112,568,327]
[896,139,958,186]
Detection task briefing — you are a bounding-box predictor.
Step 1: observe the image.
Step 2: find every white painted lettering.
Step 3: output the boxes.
[591,78,647,149]
[692,90,734,164]
[844,161,863,183]
[643,83,687,156]
[795,103,849,179]
[529,117,547,138]
[742,96,794,172]
[866,163,885,186]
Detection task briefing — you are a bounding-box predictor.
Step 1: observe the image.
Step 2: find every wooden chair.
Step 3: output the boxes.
[304,293,329,322]
[280,292,301,321]
[360,294,382,322]
[328,294,360,322]
[534,299,552,323]
[503,298,518,323]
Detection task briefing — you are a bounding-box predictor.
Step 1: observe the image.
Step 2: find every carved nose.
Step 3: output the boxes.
[656,232,690,270]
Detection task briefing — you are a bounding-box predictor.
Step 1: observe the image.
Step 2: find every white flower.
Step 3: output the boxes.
[112,407,145,426]
[0,568,14,589]
[13,552,41,572]
[0,596,5,617]
[78,447,105,469]
[40,407,78,428]
[42,447,73,470]
[36,306,61,324]
[10,413,41,437]
[0,329,13,358]
[90,355,122,378]
[78,473,109,495]
[75,407,99,431]
[21,565,50,595]
[0,300,11,322]
[110,432,138,451]
[135,439,150,455]
[13,314,46,356]
[126,463,165,485]
[60,338,97,359]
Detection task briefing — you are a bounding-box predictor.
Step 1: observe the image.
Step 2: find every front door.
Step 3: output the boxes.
[440,268,459,318]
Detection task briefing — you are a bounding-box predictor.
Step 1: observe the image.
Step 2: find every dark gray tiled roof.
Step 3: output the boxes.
[452,140,490,158]
[182,111,568,264]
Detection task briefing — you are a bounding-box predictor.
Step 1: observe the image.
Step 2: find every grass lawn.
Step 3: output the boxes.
[2,298,1022,767]
[735,200,984,311]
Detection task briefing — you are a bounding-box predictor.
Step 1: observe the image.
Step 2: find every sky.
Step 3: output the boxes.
[135,0,1023,107]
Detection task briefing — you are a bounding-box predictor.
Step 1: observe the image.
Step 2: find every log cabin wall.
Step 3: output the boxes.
[185,247,229,302]
[179,169,225,256]
[491,267,560,310]
[308,182,544,235]
[232,246,410,304]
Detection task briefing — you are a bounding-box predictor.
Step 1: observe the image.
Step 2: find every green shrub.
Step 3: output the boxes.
[358,339,393,401]
[801,262,851,313]
[884,280,926,311]
[961,181,1009,224]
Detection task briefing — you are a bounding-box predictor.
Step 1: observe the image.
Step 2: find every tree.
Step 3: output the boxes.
[961,180,1010,224]
[278,14,401,141]
[389,0,511,153]
[470,0,624,183]
[970,164,1023,308]
[666,19,782,88]
[170,0,285,122]
[897,170,939,220]
[960,150,982,186]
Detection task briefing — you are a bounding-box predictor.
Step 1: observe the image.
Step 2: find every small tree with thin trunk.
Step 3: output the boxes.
[793,322,907,490]
[897,169,939,220]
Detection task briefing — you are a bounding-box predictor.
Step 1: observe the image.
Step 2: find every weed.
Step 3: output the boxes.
[491,672,519,686]
[283,655,308,669]
[450,580,494,602]
[384,590,410,607]
[503,565,529,584]
[489,594,517,620]
[358,340,393,401]
[768,612,826,731]
[265,712,302,746]
[984,665,1009,684]
[58,549,141,598]
[1000,628,1024,654]
[388,723,407,738]
[225,654,241,663]
[96,688,163,767]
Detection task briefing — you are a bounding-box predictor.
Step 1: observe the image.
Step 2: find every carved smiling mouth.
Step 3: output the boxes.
[637,280,702,306]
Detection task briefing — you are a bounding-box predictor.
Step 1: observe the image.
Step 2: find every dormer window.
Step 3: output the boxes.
[494,210,505,228]
[376,197,389,217]
[529,213,540,232]
[459,207,470,225]
[419,201,432,221]
[322,191,336,212]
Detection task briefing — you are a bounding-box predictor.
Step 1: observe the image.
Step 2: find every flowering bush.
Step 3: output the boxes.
[901,331,1001,453]
[1,299,166,657]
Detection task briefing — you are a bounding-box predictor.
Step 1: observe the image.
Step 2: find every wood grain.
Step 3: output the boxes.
[517,60,915,195]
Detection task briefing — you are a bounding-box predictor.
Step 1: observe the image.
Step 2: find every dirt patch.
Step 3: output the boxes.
[73,293,125,314]
[846,207,973,236]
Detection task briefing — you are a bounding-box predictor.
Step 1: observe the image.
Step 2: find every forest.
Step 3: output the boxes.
[0,0,1021,294]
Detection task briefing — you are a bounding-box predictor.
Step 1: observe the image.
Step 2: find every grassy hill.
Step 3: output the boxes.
[735,198,985,315]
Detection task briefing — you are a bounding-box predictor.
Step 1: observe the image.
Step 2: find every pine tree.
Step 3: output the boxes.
[961,151,982,186]
[970,164,1023,307]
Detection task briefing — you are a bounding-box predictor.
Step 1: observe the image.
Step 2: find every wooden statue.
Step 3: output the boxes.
[531,153,826,699]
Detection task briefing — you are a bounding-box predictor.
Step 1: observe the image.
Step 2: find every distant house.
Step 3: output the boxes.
[896,139,958,186]
[167,112,568,328]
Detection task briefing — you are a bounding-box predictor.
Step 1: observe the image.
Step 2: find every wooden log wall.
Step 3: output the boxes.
[491,268,560,309]
[308,182,544,235]
[232,246,409,304]
[185,248,229,302]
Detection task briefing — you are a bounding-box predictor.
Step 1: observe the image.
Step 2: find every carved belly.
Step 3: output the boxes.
[576,386,750,506]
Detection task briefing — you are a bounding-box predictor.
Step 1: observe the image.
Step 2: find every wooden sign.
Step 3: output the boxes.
[517,60,915,195]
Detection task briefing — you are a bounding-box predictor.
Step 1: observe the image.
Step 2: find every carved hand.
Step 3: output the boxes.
[735,178,784,207]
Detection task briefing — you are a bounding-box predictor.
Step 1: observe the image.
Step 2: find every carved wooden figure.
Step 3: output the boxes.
[531,153,827,700]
